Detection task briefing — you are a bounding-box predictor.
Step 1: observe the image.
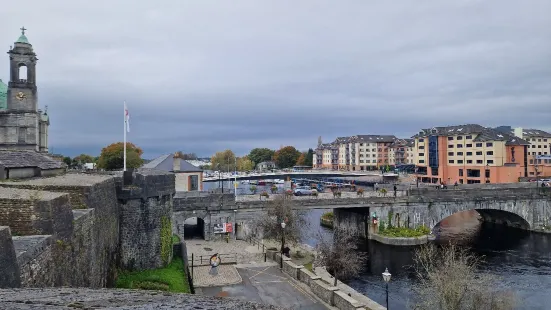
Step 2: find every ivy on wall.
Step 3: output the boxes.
[160,216,172,266]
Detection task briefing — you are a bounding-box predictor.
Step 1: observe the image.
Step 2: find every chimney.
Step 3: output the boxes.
[513,127,523,139]
[173,152,180,172]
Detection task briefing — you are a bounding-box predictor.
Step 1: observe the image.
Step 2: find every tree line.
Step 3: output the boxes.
[209,146,315,171]
[62,143,315,172]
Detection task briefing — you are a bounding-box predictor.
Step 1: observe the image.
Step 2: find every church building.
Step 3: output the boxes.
[0,27,49,152]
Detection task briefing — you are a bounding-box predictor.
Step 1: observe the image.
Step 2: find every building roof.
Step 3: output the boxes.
[416,124,530,146]
[356,135,397,143]
[0,150,65,170]
[142,154,202,172]
[16,34,29,44]
[520,128,551,138]
[389,138,414,148]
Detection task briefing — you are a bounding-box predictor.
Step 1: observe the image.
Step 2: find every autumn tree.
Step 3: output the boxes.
[296,153,306,166]
[413,244,515,310]
[273,146,301,168]
[248,148,275,166]
[211,149,236,172]
[315,227,367,286]
[237,156,255,171]
[255,196,309,247]
[97,142,144,170]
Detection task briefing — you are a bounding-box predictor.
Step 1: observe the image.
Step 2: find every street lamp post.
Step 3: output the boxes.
[382,267,391,309]
[280,222,286,269]
[415,167,419,188]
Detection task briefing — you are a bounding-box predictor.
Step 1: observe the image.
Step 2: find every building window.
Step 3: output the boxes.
[457,144,463,148]
[448,152,454,156]
[476,151,482,155]
[467,169,481,178]
[466,152,472,156]
[418,153,425,156]
[457,136,463,140]
[466,135,472,139]
[419,138,424,142]
[189,175,199,191]
[449,160,455,164]
[466,144,472,148]
[476,160,483,164]
[485,169,490,178]
[448,144,454,148]
[448,137,454,141]
[419,160,425,164]
[467,160,472,164]
[457,152,464,156]
[529,159,534,164]
[459,169,464,176]
[486,142,493,147]
[486,151,494,155]
[476,143,483,147]
[487,160,494,164]
[419,146,425,149]
[458,160,464,164]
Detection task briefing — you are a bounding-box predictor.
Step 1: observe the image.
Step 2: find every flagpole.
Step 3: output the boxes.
[123,101,127,172]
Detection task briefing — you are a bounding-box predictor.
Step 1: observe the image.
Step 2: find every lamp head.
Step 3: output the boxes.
[382,267,391,282]
[281,222,286,229]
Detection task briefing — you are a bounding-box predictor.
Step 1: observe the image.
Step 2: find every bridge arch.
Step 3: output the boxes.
[434,209,530,231]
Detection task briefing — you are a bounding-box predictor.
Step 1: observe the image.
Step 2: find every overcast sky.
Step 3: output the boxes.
[1,1,550,159]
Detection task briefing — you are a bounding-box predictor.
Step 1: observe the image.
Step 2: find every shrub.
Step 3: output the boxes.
[250,185,257,194]
[271,185,278,194]
[379,225,430,237]
[260,191,269,197]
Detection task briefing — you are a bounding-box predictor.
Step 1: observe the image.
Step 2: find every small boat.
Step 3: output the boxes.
[275,179,285,184]
[241,180,250,184]
[249,180,258,185]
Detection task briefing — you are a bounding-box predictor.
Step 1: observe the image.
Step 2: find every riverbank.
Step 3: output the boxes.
[369,232,430,246]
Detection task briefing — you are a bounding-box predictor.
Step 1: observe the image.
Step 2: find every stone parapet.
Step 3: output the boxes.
[0,226,20,288]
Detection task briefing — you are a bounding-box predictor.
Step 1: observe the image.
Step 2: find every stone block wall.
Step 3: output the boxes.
[118,170,175,271]
[0,226,20,288]
[13,235,54,287]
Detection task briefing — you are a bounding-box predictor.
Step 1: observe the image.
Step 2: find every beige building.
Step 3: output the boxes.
[143,153,203,191]
[389,139,415,165]
[502,127,551,178]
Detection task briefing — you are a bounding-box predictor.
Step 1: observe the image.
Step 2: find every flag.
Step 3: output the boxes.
[124,102,130,133]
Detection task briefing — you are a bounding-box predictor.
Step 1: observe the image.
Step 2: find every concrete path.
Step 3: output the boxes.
[192,265,243,287]
[200,263,329,310]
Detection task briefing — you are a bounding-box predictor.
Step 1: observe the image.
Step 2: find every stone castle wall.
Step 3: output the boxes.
[0,170,175,289]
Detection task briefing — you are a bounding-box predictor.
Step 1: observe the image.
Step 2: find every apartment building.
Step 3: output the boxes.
[313,143,338,169]
[414,124,530,184]
[389,139,415,165]
[315,135,397,171]
[495,127,551,178]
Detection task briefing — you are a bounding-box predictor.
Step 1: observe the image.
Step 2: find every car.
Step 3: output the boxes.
[294,186,315,196]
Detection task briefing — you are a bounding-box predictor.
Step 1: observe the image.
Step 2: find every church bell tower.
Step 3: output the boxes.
[0,27,48,151]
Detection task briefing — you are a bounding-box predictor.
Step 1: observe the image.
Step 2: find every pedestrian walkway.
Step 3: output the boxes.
[201,263,328,310]
[192,265,242,287]
[186,239,264,264]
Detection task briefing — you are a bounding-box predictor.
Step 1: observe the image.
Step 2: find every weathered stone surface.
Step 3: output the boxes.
[369,232,428,246]
[12,235,54,287]
[0,288,286,309]
[0,226,20,288]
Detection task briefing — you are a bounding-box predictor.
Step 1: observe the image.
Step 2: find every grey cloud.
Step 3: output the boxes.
[1,0,550,159]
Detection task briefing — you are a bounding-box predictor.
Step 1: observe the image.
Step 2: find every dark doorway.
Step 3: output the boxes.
[183,217,205,240]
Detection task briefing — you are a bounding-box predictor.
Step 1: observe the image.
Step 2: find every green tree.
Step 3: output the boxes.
[211,149,236,172]
[248,148,275,166]
[237,156,255,171]
[304,148,314,167]
[62,156,72,167]
[97,142,144,170]
[73,154,95,165]
[273,146,301,169]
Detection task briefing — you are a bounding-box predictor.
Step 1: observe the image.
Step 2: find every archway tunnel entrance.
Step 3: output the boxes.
[183,217,205,240]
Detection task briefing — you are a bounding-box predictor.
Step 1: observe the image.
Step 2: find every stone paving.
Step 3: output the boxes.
[186,240,265,264]
[192,265,243,287]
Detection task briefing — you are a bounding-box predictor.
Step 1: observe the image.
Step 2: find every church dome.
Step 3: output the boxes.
[16,34,29,44]
[0,79,7,110]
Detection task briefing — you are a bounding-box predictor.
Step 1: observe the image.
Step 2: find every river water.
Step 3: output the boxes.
[301,209,551,310]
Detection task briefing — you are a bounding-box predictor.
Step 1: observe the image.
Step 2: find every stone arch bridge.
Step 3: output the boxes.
[172,185,551,240]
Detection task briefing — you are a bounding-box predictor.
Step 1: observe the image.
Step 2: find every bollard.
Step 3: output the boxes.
[264,252,267,262]
[191,253,194,280]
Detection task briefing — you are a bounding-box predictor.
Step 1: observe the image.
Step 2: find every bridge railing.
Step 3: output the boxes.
[187,253,238,267]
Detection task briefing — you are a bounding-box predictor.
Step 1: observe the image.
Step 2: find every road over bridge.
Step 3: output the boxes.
[202,170,393,182]
[172,184,551,240]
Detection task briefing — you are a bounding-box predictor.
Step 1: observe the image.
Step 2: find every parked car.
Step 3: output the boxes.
[294,186,315,196]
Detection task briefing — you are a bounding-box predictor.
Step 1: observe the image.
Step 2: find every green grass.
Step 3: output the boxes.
[115,257,190,293]
[304,262,313,271]
[379,225,430,238]
[172,234,180,244]
[321,211,333,220]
